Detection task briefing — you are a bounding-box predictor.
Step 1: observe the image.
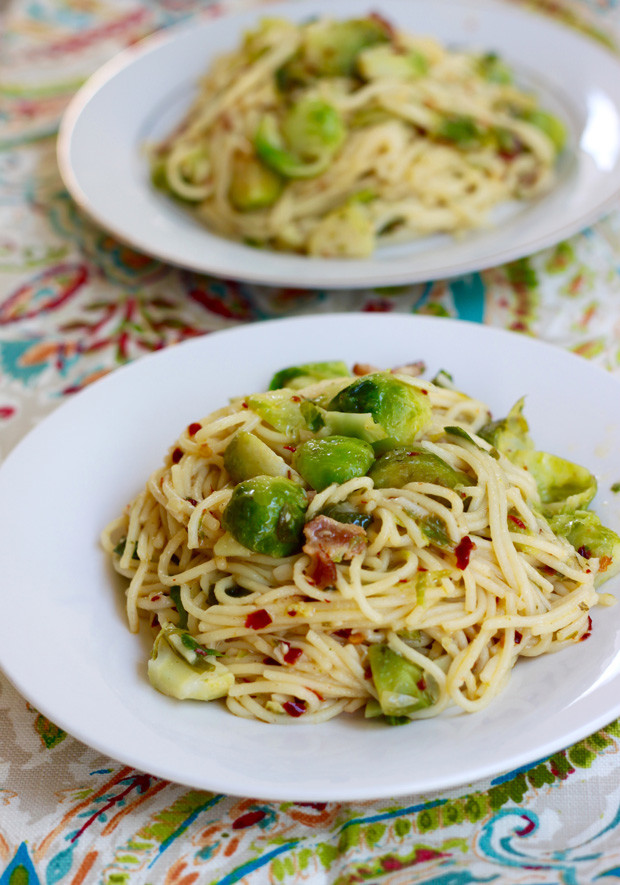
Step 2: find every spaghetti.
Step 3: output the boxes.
[102,361,618,724]
[149,15,567,256]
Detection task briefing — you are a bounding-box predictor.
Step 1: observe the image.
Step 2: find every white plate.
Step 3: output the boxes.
[1,314,620,801]
[57,0,620,289]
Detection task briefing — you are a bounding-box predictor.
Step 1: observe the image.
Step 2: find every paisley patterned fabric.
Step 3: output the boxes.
[2,0,620,881]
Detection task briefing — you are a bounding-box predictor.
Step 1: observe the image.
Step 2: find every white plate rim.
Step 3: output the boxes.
[57,0,620,290]
[1,313,620,801]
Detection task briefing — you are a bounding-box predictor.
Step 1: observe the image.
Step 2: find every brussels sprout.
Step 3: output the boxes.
[254,98,345,180]
[476,52,512,83]
[307,202,375,257]
[420,515,450,547]
[148,628,233,701]
[328,373,432,444]
[301,17,391,77]
[224,431,289,482]
[228,154,283,211]
[548,510,620,584]
[269,360,351,391]
[222,476,308,556]
[520,109,567,153]
[319,500,372,529]
[322,408,386,443]
[246,389,307,436]
[368,643,436,717]
[514,450,597,516]
[436,115,489,148]
[369,446,471,490]
[357,43,428,81]
[293,435,374,490]
[282,97,345,158]
[478,397,533,457]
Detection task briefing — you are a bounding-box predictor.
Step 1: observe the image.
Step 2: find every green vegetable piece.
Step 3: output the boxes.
[169,586,188,629]
[478,397,533,457]
[228,154,283,211]
[281,97,345,159]
[254,98,345,180]
[223,431,289,482]
[222,476,308,557]
[328,373,432,445]
[514,450,597,517]
[148,629,233,701]
[319,500,372,529]
[436,115,485,147]
[520,109,567,153]
[323,409,386,443]
[246,389,307,436]
[357,43,428,80]
[293,435,374,491]
[269,360,351,390]
[368,644,436,717]
[420,515,450,547]
[300,400,326,432]
[477,52,512,83]
[369,446,470,490]
[302,17,391,77]
[548,509,620,585]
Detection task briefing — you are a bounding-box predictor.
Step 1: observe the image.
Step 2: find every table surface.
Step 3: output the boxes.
[3,0,620,882]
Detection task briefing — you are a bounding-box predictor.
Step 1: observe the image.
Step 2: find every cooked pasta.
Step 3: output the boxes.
[149,15,567,256]
[102,361,619,725]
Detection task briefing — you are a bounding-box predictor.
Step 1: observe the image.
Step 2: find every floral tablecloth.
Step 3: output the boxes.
[3,0,620,882]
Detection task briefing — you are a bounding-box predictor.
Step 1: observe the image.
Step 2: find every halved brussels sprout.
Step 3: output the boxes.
[246,389,307,436]
[328,373,432,444]
[548,510,620,584]
[514,450,597,516]
[254,98,345,180]
[357,43,428,81]
[224,431,289,482]
[148,628,233,701]
[300,17,391,77]
[520,109,567,153]
[228,154,283,211]
[222,476,308,557]
[369,446,471,490]
[368,643,437,718]
[478,397,533,457]
[269,360,351,391]
[293,435,374,490]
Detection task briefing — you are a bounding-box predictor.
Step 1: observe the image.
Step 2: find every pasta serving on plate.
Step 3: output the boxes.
[102,361,619,725]
[149,14,567,257]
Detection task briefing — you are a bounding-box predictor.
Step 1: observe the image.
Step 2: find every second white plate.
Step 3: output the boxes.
[57,0,620,289]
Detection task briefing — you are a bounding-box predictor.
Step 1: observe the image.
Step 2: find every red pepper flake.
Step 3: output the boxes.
[599,555,613,573]
[418,567,427,573]
[284,646,303,665]
[508,515,526,530]
[364,665,372,680]
[171,447,183,464]
[262,656,278,666]
[291,395,301,402]
[334,628,352,640]
[580,616,593,641]
[283,699,307,717]
[245,609,272,630]
[578,545,592,559]
[455,536,475,570]
[242,402,248,409]
[420,389,429,395]
[232,810,267,829]
[515,631,523,644]
[287,610,297,617]
[283,444,297,452]
[151,594,161,601]
[416,678,426,691]
[186,497,198,506]
[187,422,202,436]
